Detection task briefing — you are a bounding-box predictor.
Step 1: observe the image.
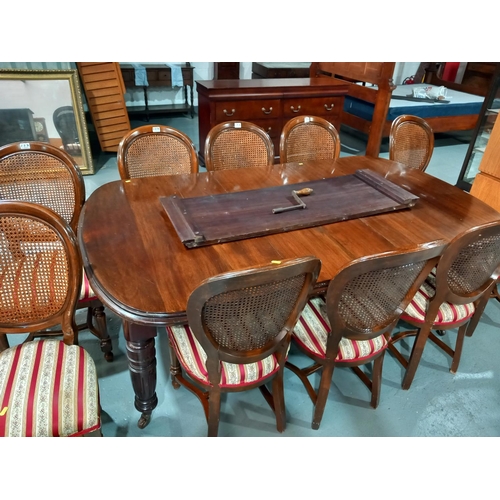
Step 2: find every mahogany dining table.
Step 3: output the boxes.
[78,156,500,428]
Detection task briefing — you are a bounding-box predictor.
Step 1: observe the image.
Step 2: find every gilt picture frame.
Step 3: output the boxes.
[0,68,94,174]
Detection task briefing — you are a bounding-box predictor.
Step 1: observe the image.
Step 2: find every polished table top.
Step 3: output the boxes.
[78,156,500,327]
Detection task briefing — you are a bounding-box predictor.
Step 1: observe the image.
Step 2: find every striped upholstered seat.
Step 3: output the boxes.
[80,270,99,303]
[0,339,100,437]
[293,297,388,361]
[401,269,475,325]
[389,222,500,390]
[167,325,280,387]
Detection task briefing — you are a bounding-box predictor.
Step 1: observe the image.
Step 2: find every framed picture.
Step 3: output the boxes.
[0,68,94,174]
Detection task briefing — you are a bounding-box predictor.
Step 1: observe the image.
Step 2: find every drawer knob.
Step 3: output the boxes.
[262,107,273,115]
[324,103,335,111]
[223,109,236,116]
[290,105,301,113]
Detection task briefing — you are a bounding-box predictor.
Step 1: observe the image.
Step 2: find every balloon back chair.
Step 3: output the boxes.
[287,245,441,430]
[389,114,434,172]
[53,106,81,157]
[117,124,198,179]
[279,115,341,164]
[389,220,500,389]
[166,256,321,436]
[0,201,101,436]
[204,120,275,171]
[0,141,113,361]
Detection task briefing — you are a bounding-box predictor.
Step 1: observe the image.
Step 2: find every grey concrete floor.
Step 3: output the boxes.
[73,113,500,440]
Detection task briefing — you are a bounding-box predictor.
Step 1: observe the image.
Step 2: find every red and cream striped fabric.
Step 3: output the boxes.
[79,270,97,302]
[166,325,280,388]
[293,297,387,361]
[0,339,100,437]
[401,269,475,325]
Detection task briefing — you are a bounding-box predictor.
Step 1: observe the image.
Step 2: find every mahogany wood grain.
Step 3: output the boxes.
[78,156,500,427]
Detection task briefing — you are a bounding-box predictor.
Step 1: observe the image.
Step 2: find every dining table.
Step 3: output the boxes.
[78,156,500,428]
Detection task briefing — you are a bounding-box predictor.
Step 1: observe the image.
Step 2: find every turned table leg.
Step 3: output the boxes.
[123,321,158,429]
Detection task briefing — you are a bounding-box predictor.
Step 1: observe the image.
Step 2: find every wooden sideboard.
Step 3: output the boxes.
[120,63,195,120]
[196,78,350,163]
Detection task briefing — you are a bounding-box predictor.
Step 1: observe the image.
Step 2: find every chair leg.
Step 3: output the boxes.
[465,293,490,338]
[370,354,385,408]
[450,324,468,374]
[167,339,181,389]
[207,388,221,437]
[271,371,286,433]
[89,306,113,361]
[312,362,335,430]
[402,325,431,390]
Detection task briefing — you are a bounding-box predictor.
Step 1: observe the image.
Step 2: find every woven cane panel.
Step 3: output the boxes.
[447,234,500,295]
[0,215,69,324]
[392,123,431,170]
[338,261,427,331]
[210,130,270,171]
[0,153,76,225]
[286,124,338,163]
[125,135,193,178]
[202,274,306,351]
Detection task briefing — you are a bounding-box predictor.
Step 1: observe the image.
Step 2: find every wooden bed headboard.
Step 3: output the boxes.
[310,62,396,157]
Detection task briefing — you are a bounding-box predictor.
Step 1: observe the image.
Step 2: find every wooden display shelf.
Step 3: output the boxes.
[120,63,195,121]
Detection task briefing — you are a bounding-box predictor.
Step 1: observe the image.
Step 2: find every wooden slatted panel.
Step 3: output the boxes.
[76,63,130,152]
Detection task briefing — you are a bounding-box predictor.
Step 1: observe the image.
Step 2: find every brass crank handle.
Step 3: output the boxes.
[272,188,314,214]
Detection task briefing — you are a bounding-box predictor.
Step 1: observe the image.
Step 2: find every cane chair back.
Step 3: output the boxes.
[0,141,113,361]
[117,124,198,179]
[280,115,341,163]
[166,256,321,436]
[204,121,275,172]
[391,220,500,390]
[0,142,84,233]
[0,201,101,436]
[389,115,434,172]
[287,245,441,429]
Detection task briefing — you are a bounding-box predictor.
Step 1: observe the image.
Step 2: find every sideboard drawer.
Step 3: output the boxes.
[249,119,281,140]
[215,100,281,121]
[158,69,172,82]
[282,97,343,119]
